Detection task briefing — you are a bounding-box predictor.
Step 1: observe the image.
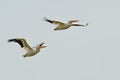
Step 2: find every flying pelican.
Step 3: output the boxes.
[8,38,47,58]
[44,17,88,30]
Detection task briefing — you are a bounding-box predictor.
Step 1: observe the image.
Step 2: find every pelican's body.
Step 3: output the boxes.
[23,49,39,57]
[44,17,88,30]
[8,38,46,58]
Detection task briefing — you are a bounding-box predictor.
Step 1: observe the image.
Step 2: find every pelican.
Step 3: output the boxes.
[44,17,88,30]
[8,38,47,58]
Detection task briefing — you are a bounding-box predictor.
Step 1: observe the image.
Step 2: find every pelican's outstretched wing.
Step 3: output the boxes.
[44,17,65,25]
[8,38,32,51]
[44,17,54,24]
[44,17,68,30]
[54,24,69,30]
[8,39,24,48]
[52,20,65,25]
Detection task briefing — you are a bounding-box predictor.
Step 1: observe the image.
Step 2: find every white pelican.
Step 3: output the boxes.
[44,17,88,30]
[8,38,47,58]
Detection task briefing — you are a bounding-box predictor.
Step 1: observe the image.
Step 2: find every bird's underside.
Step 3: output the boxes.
[23,50,38,58]
[54,24,70,30]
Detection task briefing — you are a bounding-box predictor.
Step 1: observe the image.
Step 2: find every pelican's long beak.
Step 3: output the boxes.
[71,20,79,22]
[68,20,79,23]
[40,46,47,48]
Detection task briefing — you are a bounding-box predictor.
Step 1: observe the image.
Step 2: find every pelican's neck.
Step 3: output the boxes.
[66,22,73,26]
[34,48,40,53]
[35,47,40,51]
[31,47,40,53]
[67,21,73,24]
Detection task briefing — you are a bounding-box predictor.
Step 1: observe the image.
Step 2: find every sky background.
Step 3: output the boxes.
[0,0,120,80]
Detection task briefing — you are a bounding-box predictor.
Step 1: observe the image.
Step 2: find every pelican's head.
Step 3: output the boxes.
[68,20,79,23]
[35,42,47,50]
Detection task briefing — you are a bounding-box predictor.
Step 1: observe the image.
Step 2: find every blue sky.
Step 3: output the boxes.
[0,0,120,80]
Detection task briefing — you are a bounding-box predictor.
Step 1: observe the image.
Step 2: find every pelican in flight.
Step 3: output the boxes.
[44,17,88,30]
[8,38,47,58]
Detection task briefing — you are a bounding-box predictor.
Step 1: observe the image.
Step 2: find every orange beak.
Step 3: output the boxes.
[40,46,47,48]
[69,20,79,23]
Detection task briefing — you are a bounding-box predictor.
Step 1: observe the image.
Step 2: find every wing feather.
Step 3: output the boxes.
[8,38,32,51]
[8,39,24,48]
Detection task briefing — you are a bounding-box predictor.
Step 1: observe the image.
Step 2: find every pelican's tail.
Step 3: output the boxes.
[23,54,27,58]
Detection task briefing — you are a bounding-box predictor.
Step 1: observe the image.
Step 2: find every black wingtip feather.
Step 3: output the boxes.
[8,39,24,48]
[8,39,16,42]
[44,17,53,23]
